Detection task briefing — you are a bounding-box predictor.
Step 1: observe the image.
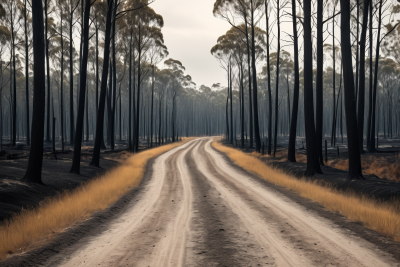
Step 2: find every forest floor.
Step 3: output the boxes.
[0,138,152,222]
[226,136,400,202]
[2,137,400,267]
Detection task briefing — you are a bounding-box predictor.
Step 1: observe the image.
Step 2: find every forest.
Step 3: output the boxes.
[0,0,399,183]
[2,0,400,265]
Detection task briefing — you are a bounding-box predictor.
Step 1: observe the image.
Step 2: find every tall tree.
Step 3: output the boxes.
[303,0,322,176]
[287,0,300,162]
[339,0,363,179]
[22,0,46,183]
[70,0,92,174]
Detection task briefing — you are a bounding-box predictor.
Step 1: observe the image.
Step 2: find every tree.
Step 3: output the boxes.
[287,0,300,162]
[70,0,92,174]
[303,0,322,176]
[22,0,46,183]
[339,0,363,179]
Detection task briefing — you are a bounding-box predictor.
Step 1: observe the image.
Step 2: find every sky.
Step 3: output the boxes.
[151,0,232,88]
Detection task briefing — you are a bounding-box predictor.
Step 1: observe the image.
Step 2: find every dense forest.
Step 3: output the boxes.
[0,0,399,182]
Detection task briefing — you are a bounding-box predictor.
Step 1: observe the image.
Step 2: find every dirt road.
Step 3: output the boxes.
[24,138,400,266]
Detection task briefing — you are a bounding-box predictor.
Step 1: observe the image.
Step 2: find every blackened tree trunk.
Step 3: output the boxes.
[288,0,300,162]
[240,63,244,147]
[128,30,132,151]
[273,0,281,156]
[264,0,272,154]
[24,0,30,146]
[250,0,261,152]
[331,11,336,147]
[369,0,383,153]
[10,6,16,147]
[69,9,75,145]
[226,94,229,139]
[303,0,322,176]
[135,25,142,152]
[244,14,253,148]
[151,65,154,147]
[90,0,114,167]
[229,61,233,144]
[23,0,46,183]
[45,0,51,142]
[70,0,91,174]
[357,0,370,153]
[60,13,65,152]
[367,1,373,150]
[339,0,364,180]
[316,0,324,165]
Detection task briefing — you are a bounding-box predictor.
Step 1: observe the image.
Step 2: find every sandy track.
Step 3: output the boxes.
[43,138,398,266]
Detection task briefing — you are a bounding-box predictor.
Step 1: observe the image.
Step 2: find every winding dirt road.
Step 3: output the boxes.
[38,138,400,266]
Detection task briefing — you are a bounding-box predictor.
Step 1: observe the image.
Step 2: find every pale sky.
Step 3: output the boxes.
[152,0,232,88]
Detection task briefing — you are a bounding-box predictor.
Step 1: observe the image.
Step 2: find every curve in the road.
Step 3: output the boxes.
[38,138,398,267]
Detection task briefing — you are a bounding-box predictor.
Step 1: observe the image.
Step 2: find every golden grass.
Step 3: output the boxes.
[327,153,400,182]
[212,140,400,242]
[0,138,193,260]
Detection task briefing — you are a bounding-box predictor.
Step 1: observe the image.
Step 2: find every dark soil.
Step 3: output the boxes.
[0,138,151,222]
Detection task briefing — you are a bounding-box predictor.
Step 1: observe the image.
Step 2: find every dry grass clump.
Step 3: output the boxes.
[213,141,400,242]
[327,153,400,181]
[0,139,192,260]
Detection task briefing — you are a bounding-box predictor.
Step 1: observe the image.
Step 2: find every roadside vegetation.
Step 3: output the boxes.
[0,138,191,260]
[213,140,400,242]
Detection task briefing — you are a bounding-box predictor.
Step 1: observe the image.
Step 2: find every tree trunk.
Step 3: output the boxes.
[366,0,373,150]
[23,0,46,184]
[303,0,322,176]
[70,0,91,173]
[369,0,383,153]
[45,0,51,143]
[264,0,272,154]
[244,14,253,148]
[250,0,261,152]
[340,0,364,179]
[357,0,370,153]
[24,0,30,146]
[288,0,300,162]
[316,0,324,165]
[69,11,74,145]
[273,0,281,157]
[90,0,114,167]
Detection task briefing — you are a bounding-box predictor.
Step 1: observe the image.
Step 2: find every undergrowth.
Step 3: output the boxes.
[0,138,192,260]
[213,140,400,242]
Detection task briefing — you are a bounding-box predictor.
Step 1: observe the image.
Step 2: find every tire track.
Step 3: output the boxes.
[198,138,396,267]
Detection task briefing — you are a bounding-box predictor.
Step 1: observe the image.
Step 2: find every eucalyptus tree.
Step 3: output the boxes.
[287,0,300,162]
[19,0,32,146]
[70,0,93,174]
[339,0,363,179]
[211,35,233,142]
[357,0,371,152]
[129,1,163,151]
[147,36,168,147]
[91,0,154,166]
[3,0,21,146]
[0,17,11,151]
[213,0,264,151]
[44,0,56,142]
[303,0,322,176]
[65,0,80,145]
[22,0,46,183]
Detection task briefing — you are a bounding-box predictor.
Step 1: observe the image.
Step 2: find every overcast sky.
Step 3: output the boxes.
[152,0,232,88]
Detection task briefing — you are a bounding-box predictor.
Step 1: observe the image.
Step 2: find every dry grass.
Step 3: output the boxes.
[327,153,400,182]
[213,140,400,242]
[0,138,193,260]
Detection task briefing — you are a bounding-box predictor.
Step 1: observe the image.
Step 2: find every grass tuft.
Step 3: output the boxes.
[213,140,400,242]
[0,139,192,260]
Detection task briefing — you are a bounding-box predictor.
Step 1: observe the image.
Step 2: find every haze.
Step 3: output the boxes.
[152,0,231,87]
